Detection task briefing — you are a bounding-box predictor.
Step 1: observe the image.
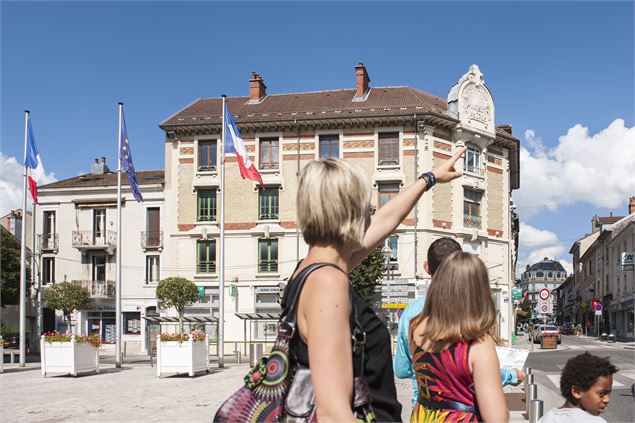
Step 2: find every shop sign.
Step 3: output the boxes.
[197,286,205,297]
[511,288,523,301]
[621,252,634,269]
[255,287,280,294]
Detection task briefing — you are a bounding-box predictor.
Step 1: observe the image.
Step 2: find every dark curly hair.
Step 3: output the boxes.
[560,352,618,404]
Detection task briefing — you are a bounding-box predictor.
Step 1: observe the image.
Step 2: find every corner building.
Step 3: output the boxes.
[160,64,520,352]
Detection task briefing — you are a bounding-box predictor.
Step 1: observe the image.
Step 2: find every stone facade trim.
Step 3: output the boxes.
[486,166,503,175]
[433,219,453,229]
[179,158,194,164]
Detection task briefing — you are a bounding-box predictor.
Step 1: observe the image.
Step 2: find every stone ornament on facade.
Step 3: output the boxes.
[447,64,496,136]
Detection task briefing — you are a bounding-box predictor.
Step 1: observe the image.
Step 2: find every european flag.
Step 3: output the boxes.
[119,111,143,202]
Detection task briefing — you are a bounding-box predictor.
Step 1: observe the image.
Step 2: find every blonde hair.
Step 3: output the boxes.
[410,251,500,352]
[297,158,371,249]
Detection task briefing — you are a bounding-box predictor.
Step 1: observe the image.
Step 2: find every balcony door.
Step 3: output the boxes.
[92,255,106,282]
[43,211,56,249]
[146,208,160,247]
[93,209,106,244]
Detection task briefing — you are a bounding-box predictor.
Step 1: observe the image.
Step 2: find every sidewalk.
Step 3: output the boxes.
[574,334,635,350]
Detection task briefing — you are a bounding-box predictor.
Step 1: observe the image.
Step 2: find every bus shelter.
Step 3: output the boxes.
[234,313,280,360]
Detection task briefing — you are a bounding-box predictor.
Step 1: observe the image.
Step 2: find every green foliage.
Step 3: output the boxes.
[44,282,90,330]
[156,277,198,316]
[519,299,533,319]
[0,226,31,306]
[349,247,385,299]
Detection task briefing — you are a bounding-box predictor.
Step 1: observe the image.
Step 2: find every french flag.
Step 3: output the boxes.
[224,104,264,187]
[25,119,45,204]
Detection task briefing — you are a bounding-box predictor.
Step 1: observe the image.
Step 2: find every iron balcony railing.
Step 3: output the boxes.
[141,231,163,249]
[72,230,116,248]
[197,261,217,274]
[71,279,115,298]
[259,260,279,273]
[464,214,482,229]
[38,234,59,251]
[465,165,485,176]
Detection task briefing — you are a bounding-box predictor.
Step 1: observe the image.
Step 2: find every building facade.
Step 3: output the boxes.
[36,159,165,353]
[159,63,520,351]
[519,258,567,316]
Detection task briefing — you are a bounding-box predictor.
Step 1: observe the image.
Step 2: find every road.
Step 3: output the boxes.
[525,335,635,423]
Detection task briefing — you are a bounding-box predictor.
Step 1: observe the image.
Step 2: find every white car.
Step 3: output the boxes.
[530,324,561,344]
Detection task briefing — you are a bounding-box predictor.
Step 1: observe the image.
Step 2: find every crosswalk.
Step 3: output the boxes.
[563,343,623,350]
[543,372,635,392]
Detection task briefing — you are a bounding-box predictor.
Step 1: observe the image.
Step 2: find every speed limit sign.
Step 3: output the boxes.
[539,288,550,301]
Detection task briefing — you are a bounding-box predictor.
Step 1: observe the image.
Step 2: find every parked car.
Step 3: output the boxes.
[529,325,561,344]
[1,333,31,353]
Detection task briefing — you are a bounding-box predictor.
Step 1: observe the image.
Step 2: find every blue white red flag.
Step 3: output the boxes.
[24,119,45,204]
[224,104,264,187]
[119,110,143,202]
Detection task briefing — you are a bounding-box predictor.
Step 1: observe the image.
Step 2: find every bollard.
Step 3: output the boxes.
[524,373,534,393]
[526,384,538,416]
[528,399,544,423]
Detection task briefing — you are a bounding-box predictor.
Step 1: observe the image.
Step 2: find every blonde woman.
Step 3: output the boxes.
[409,252,509,422]
[285,148,464,423]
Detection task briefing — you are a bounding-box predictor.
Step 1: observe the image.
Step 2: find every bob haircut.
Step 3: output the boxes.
[410,251,500,352]
[297,158,371,250]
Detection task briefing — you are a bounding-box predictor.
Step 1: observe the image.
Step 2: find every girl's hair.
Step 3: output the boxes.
[409,251,500,352]
[297,158,371,250]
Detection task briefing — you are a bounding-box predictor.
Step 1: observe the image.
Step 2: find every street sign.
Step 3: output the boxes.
[536,300,551,314]
[595,310,603,316]
[538,288,550,301]
[594,302,603,311]
[381,303,408,309]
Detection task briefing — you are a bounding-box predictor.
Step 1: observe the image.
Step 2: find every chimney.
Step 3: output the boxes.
[355,62,370,99]
[91,157,110,175]
[629,196,635,215]
[249,72,267,102]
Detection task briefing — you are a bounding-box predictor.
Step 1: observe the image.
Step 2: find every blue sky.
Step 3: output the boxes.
[2,1,634,274]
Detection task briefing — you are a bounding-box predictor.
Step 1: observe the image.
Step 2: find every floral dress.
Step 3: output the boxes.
[410,340,480,422]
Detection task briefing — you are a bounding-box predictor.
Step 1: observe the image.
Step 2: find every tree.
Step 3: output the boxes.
[349,246,385,299]
[44,282,90,332]
[519,298,533,320]
[1,226,31,306]
[156,277,198,334]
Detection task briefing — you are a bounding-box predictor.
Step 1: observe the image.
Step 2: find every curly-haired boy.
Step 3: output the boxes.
[540,352,618,422]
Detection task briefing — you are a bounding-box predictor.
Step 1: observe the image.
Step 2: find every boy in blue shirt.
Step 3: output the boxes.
[393,237,525,408]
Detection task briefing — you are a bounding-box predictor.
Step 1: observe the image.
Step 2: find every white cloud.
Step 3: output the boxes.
[0,152,57,215]
[513,119,635,217]
[517,222,568,277]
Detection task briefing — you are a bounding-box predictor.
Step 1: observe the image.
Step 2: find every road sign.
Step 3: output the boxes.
[381,303,408,309]
[595,310,602,316]
[538,288,550,301]
[536,300,551,314]
[594,302,603,311]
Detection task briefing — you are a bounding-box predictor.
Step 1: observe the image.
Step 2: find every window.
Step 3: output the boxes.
[258,238,278,273]
[378,132,399,165]
[92,255,106,281]
[259,187,279,220]
[198,140,217,171]
[463,189,482,228]
[319,134,339,159]
[388,234,399,270]
[146,255,160,284]
[259,137,279,170]
[378,183,400,207]
[42,257,55,285]
[43,211,56,250]
[122,312,141,335]
[93,209,106,241]
[464,144,483,174]
[197,240,216,273]
[197,189,217,222]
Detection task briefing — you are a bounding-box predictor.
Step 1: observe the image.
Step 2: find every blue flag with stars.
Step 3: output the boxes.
[119,110,143,202]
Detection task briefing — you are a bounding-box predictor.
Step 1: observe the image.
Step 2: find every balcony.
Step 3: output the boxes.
[464,214,482,229]
[71,279,115,298]
[196,261,216,274]
[38,234,59,252]
[464,165,485,176]
[259,260,279,273]
[141,231,163,250]
[72,230,116,254]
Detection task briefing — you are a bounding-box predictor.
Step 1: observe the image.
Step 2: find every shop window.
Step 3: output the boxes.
[197,189,217,222]
[259,187,279,220]
[197,240,216,273]
[259,137,279,170]
[319,134,339,159]
[258,238,278,273]
[42,257,55,285]
[146,255,160,284]
[198,140,217,171]
[378,132,399,166]
[378,183,400,208]
[123,312,141,335]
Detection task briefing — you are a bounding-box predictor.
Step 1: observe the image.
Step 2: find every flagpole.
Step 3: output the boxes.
[116,102,123,368]
[19,110,30,367]
[219,95,227,368]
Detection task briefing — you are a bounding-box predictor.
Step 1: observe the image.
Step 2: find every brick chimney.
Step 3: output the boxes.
[355,62,370,98]
[249,72,267,102]
[629,196,635,215]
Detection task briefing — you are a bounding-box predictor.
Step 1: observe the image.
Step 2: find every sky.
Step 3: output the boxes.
[1,0,634,276]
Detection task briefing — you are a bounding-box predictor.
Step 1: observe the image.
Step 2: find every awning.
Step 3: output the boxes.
[143,316,218,324]
[235,313,281,321]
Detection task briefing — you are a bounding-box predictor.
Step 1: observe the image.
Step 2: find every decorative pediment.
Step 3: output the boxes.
[447,64,495,137]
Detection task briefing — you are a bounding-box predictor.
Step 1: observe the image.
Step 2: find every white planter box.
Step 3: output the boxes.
[156,334,209,377]
[40,335,100,377]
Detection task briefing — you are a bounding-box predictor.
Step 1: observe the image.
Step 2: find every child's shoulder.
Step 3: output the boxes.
[539,407,606,423]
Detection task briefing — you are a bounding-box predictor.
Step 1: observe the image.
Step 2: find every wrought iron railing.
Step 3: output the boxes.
[72,230,116,248]
[71,279,115,298]
[463,214,482,229]
[465,165,485,175]
[38,234,59,251]
[259,260,279,273]
[197,261,216,274]
[141,231,163,249]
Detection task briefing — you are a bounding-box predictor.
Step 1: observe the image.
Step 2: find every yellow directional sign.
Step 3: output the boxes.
[381,303,408,309]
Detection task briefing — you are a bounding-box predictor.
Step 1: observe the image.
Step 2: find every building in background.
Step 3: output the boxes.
[519,258,567,317]
[159,63,520,351]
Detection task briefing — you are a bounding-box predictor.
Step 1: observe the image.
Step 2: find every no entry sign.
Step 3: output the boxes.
[539,288,550,301]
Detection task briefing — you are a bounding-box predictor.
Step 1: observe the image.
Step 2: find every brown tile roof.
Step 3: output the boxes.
[160,86,450,127]
[39,170,164,190]
[595,215,624,224]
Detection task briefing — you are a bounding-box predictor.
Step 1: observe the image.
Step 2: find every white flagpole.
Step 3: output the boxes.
[19,110,30,367]
[219,95,226,368]
[116,102,123,368]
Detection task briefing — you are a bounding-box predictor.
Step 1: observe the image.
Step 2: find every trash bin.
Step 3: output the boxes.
[249,343,263,367]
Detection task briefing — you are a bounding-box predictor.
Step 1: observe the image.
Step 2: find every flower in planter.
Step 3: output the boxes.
[43,331,101,348]
[159,331,207,343]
